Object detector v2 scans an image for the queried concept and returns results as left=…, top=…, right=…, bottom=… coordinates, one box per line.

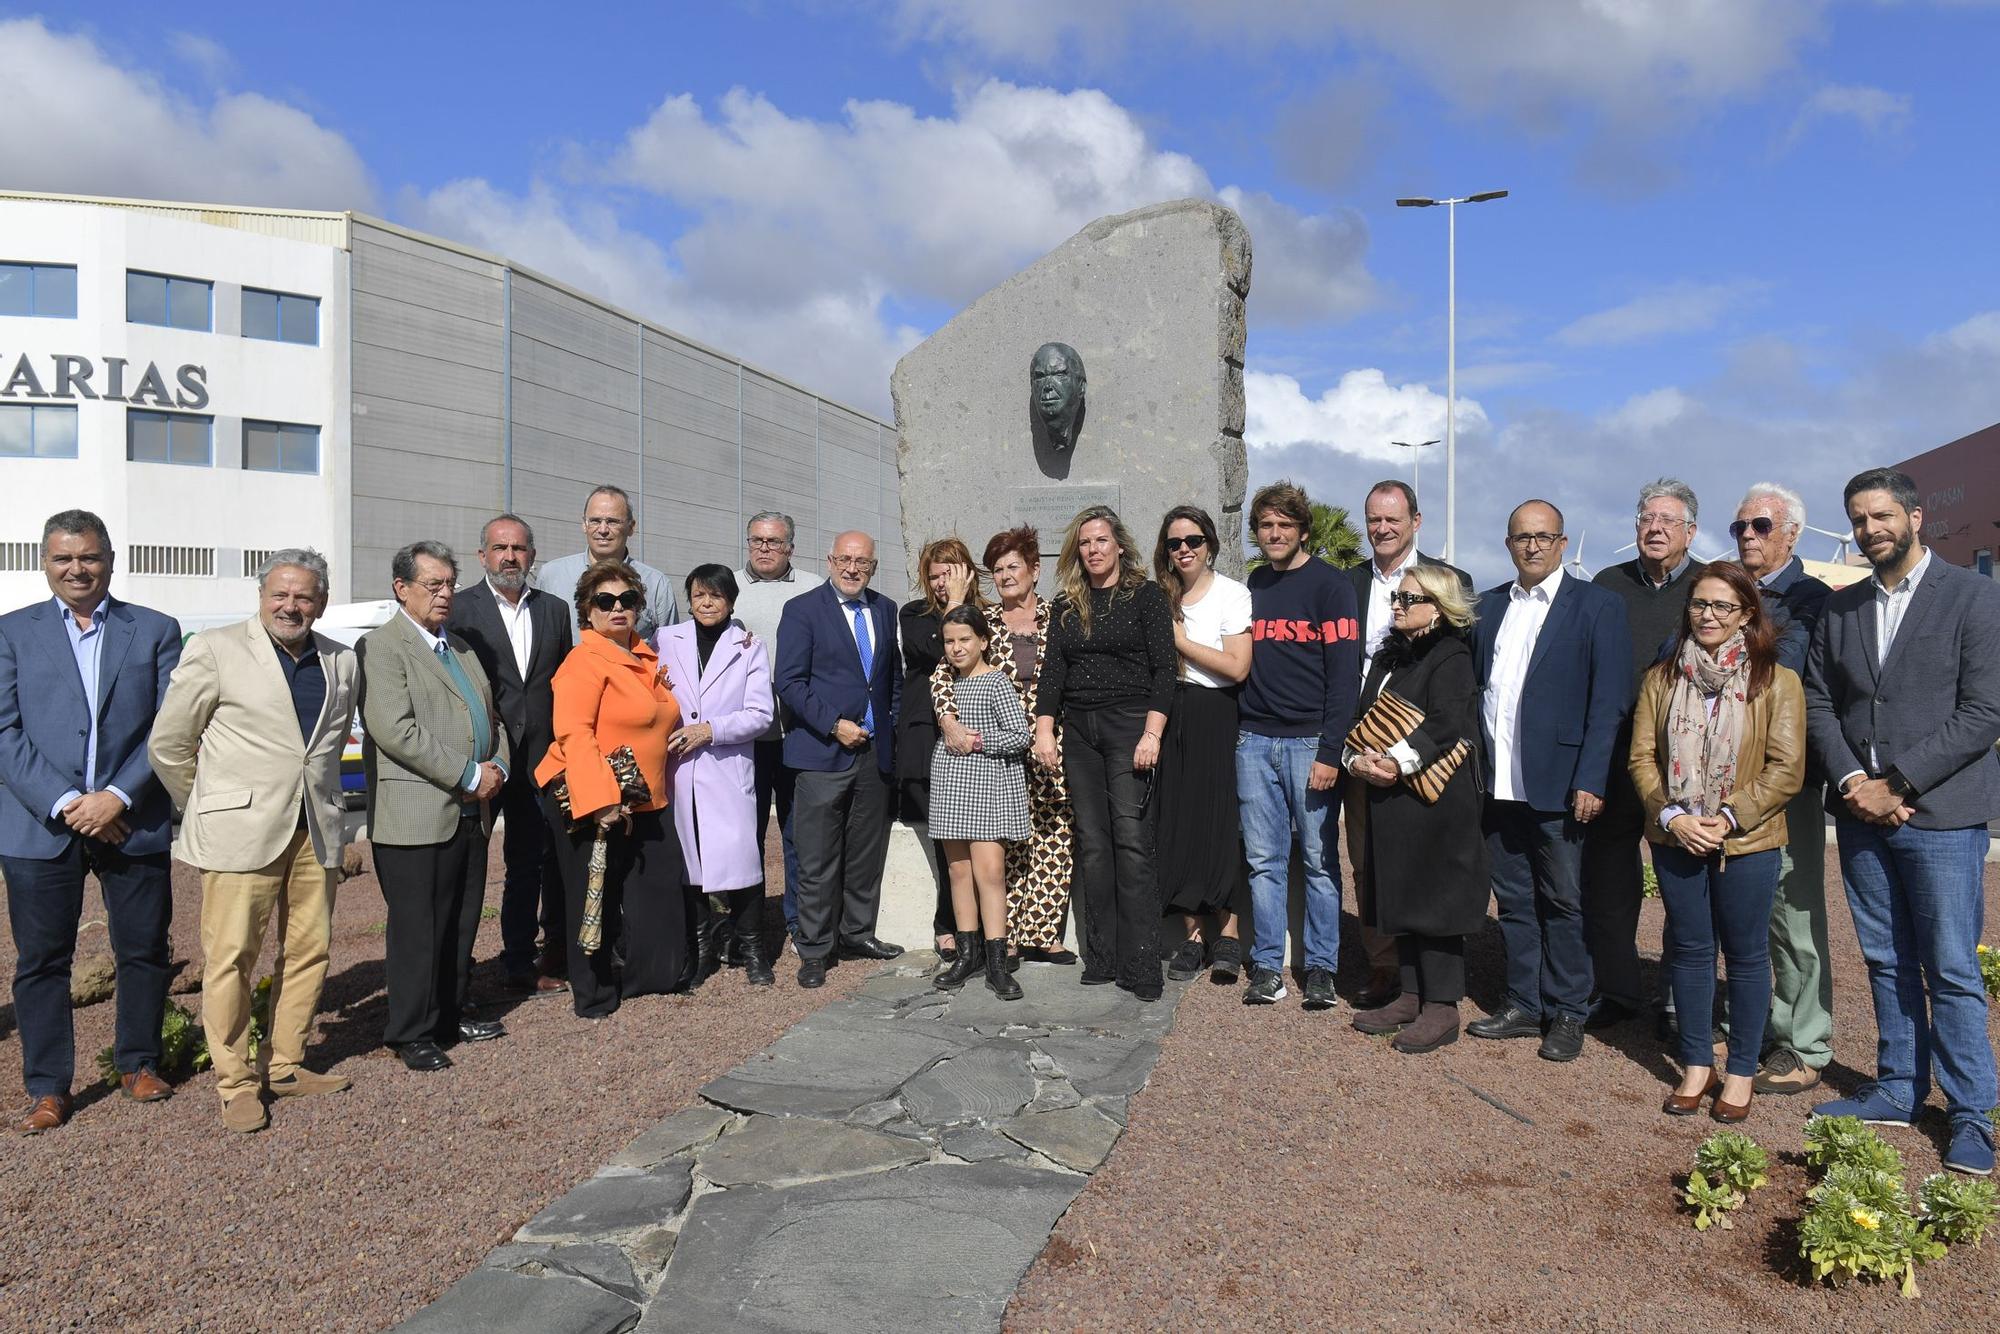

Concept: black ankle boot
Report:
left=739, top=924, right=774, bottom=987
left=935, top=932, right=983, bottom=990
left=985, top=938, right=1023, bottom=1000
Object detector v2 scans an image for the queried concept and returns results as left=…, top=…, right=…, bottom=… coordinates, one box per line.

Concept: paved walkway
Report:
left=395, top=956, right=1188, bottom=1333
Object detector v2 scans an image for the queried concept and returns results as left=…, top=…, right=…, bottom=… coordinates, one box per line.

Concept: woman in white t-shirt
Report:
left=1151, top=506, right=1254, bottom=983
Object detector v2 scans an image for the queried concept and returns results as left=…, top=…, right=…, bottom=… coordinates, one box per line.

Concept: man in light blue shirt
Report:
left=533, top=484, right=678, bottom=640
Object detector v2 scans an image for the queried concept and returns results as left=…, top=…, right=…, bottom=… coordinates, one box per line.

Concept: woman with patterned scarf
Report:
left=1630, top=560, right=1804, bottom=1125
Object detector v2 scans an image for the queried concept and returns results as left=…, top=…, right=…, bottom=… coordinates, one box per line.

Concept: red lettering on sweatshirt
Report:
left=1250, top=616, right=1359, bottom=644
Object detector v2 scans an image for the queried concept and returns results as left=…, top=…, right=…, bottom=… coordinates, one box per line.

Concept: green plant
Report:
left=97, top=998, right=211, bottom=1087
left=1803, top=1115, right=1904, bottom=1177
left=1919, top=1173, right=1998, bottom=1247
left=1979, top=943, right=1999, bottom=1001
left=1798, top=1185, right=1944, bottom=1298
left=1809, top=1163, right=1910, bottom=1215
left=1695, top=1131, right=1769, bottom=1193
left=1683, top=1169, right=1744, bottom=1230
left=1245, top=501, right=1364, bottom=571
left=1641, top=859, right=1660, bottom=898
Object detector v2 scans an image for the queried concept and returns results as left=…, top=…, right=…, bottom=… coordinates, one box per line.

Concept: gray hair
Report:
left=746, top=511, right=797, bottom=544
left=42, top=508, right=112, bottom=554
left=583, top=484, right=633, bottom=520
left=391, top=540, right=457, bottom=585
left=480, top=513, right=536, bottom=548
left=1738, top=482, right=1804, bottom=532
left=1637, top=477, right=1699, bottom=524
left=257, top=547, right=330, bottom=597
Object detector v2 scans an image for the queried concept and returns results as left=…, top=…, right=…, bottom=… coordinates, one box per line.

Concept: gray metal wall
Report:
left=348, top=220, right=904, bottom=602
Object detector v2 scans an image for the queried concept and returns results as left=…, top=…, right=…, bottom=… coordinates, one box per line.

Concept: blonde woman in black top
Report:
left=1031, top=506, right=1177, bottom=1000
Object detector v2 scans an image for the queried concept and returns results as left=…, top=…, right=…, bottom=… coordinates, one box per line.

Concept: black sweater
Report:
left=1238, top=557, right=1362, bottom=765
left=1592, top=557, right=1705, bottom=696
left=1036, top=581, right=1178, bottom=719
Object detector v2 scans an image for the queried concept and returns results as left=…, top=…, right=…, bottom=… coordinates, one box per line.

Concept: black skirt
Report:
left=1155, top=682, right=1250, bottom=917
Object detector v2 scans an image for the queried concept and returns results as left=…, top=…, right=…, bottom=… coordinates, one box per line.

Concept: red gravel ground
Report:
left=1010, top=853, right=2000, bottom=1329
left=0, top=837, right=864, bottom=1331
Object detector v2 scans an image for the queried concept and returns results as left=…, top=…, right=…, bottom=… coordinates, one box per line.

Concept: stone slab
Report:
left=606, top=1103, right=736, bottom=1170
left=516, top=1159, right=694, bottom=1243
left=640, top=1163, right=1084, bottom=1333
left=998, top=1104, right=1124, bottom=1174
left=1031, top=1032, right=1160, bottom=1099
left=899, top=1040, right=1037, bottom=1129
left=392, top=1267, right=638, bottom=1334
left=700, top=1006, right=977, bottom=1119
left=918, top=968, right=1182, bottom=1041
left=938, top=1124, right=1029, bottom=1163
left=484, top=1242, right=645, bottom=1305
left=697, top=1114, right=930, bottom=1187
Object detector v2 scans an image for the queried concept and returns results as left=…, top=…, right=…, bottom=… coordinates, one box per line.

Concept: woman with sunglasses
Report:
left=1151, top=506, right=1253, bottom=982
left=1629, top=562, right=1803, bottom=1122
left=1343, top=565, right=1487, bottom=1052
left=536, top=560, right=694, bottom=1017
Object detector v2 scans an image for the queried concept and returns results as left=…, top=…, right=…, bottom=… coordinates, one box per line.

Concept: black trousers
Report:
left=792, top=764, right=893, bottom=960
left=1061, top=704, right=1162, bottom=991
left=1398, top=932, right=1466, bottom=1005
left=3, top=839, right=172, bottom=1095
left=543, top=796, right=693, bottom=1017
left=1579, top=761, right=1650, bottom=1010
left=373, top=817, right=488, bottom=1046
left=498, top=760, right=563, bottom=975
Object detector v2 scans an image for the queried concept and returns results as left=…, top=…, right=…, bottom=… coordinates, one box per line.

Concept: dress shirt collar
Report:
left=399, top=607, right=448, bottom=651
left=1370, top=548, right=1419, bottom=584
left=1872, top=547, right=1932, bottom=598
left=485, top=575, right=531, bottom=608
left=1509, top=565, right=1564, bottom=604
left=54, top=594, right=109, bottom=629
left=744, top=563, right=799, bottom=584
left=1639, top=553, right=1692, bottom=590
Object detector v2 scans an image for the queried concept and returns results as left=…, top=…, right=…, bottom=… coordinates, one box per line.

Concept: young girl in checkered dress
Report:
left=929, top=605, right=1032, bottom=1000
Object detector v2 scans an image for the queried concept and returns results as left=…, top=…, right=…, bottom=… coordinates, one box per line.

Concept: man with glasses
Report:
left=1469, top=501, right=1631, bottom=1062
left=733, top=512, right=823, bottom=969
left=1581, top=479, right=1705, bottom=1037
left=1730, top=484, right=1835, bottom=1095
left=534, top=485, right=679, bottom=640
left=774, top=531, right=903, bottom=988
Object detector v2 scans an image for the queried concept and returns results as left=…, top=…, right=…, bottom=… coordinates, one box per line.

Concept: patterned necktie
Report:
left=435, top=639, right=492, bottom=761
left=847, top=600, right=875, bottom=733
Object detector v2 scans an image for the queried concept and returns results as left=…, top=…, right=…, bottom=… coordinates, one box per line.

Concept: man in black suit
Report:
left=446, top=515, right=574, bottom=995
left=1344, top=480, right=1473, bottom=1008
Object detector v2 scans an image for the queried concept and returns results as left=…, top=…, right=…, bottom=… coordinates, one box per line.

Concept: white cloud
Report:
left=1245, top=368, right=1487, bottom=461
left=0, top=18, right=372, bottom=210
left=1784, top=83, right=1913, bottom=147
left=1555, top=281, right=1764, bottom=347
left=1217, top=188, right=1376, bottom=326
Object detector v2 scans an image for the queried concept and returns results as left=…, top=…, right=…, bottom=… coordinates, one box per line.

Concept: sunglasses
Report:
left=1164, top=534, right=1209, bottom=553
left=590, top=590, right=644, bottom=612
left=1387, top=592, right=1434, bottom=609
left=1728, top=516, right=1778, bottom=540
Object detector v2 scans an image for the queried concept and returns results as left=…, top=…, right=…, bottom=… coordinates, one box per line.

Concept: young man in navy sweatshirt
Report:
left=1236, top=481, right=1362, bottom=1008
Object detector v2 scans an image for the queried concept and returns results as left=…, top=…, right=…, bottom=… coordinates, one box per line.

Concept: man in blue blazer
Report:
left=0, top=510, right=182, bottom=1133
left=775, top=530, right=903, bottom=988
left=1467, top=500, right=1632, bottom=1063
left=1804, top=468, right=2000, bottom=1177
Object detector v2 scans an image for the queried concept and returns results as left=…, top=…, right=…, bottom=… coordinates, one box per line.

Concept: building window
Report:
left=242, top=287, right=320, bottom=345
left=0, top=263, right=78, bottom=318
left=244, top=420, right=320, bottom=474
left=127, top=271, right=212, bottom=332
left=1978, top=549, right=1994, bottom=578
left=0, top=404, right=79, bottom=458
left=127, top=545, right=216, bottom=577
left=127, top=409, right=213, bottom=466
left=0, top=541, right=40, bottom=573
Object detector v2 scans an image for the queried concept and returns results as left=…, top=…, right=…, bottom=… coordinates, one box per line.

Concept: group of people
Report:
left=1, top=466, right=1994, bottom=1176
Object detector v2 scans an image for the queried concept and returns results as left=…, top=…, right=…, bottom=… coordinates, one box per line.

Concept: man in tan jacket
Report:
left=149, top=549, right=358, bottom=1132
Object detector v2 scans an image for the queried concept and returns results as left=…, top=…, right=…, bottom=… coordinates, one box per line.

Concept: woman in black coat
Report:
left=1342, top=564, right=1487, bottom=1053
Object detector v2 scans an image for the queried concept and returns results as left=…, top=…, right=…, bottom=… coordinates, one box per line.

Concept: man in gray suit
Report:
left=1804, top=467, right=1999, bottom=1177
left=533, top=484, right=679, bottom=640
left=359, top=541, right=511, bottom=1072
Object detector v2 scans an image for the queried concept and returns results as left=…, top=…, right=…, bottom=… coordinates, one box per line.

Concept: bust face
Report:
left=1030, top=342, right=1085, bottom=449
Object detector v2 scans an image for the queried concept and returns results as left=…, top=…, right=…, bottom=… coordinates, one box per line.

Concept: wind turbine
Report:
left=1564, top=531, right=1591, bottom=579
left=1803, top=523, right=1855, bottom=564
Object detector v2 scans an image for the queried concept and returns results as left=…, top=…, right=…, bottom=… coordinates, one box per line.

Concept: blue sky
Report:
left=6, top=2, right=1997, bottom=583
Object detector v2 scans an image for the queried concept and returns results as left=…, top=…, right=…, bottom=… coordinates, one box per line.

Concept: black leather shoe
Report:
left=1584, top=998, right=1638, bottom=1031
left=456, top=1019, right=506, bottom=1043
left=390, top=1041, right=451, bottom=1072
left=798, top=957, right=827, bottom=989
left=1467, top=1004, right=1542, bottom=1040
left=838, top=935, right=905, bottom=961
left=1539, top=1015, right=1586, bottom=1062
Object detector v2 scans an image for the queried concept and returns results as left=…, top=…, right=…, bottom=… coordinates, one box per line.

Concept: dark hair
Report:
left=1653, top=561, right=1777, bottom=700
left=984, top=525, right=1039, bottom=571
left=941, top=603, right=994, bottom=640
left=1367, top=480, right=1420, bottom=516
left=1842, top=468, right=1920, bottom=515
left=1249, top=480, right=1311, bottom=530
left=480, top=513, right=536, bottom=548
left=42, top=508, right=112, bottom=554
left=1152, top=505, right=1220, bottom=619
left=573, top=558, right=645, bottom=629
left=392, top=540, right=457, bottom=585
left=1508, top=498, right=1566, bottom=534
left=684, top=563, right=738, bottom=606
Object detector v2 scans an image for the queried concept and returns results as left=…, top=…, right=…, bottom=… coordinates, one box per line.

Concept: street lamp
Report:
left=1395, top=189, right=1509, bottom=564
left=1388, top=438, right=1439, bottom=502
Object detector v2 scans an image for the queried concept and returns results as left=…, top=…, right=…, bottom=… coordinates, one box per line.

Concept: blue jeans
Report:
left=1836, top=818, right=1997, bottom=1129
left=754, top=741, right=801, bottom=934
left=1484, top=802, right=1592, bottom=1021
left=1235, top=732, right=1340, bottom=973
left=1655, top=845, right=1778, bottom=1077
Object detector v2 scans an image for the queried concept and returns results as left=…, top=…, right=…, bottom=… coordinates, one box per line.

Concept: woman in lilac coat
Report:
left=656, top=565, right=775, bottom=986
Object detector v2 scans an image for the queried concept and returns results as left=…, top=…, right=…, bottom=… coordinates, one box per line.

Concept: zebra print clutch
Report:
left=550, top=745, right=651, bottom=824
left=1343, top=688, right=1471, bottom=805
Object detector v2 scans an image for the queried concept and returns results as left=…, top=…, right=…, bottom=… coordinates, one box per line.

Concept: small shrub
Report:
left=1919, top=1173, right=1998, bottom=1248
left=1641, top=860, right=1660, bottom=898
left=1797, top=1186, right=1944, bottom=1298
left=1979, top=943, right=1999, bottom=1001
left=1810, top=1162, right=1910, bottom=1215
left=96, top=976, right=271, bottom=1088
left=1683, top=1169, right=1744, bottom=1230
left=1804, top=1115, right=1904, bottom=1177
left=1696, top=1131, right=1770, bottom=1193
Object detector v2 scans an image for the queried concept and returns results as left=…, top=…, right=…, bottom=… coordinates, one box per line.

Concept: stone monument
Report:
left=894, top=198, right=1251, bottom=586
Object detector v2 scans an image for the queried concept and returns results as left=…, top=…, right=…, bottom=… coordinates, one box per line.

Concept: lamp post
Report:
left=1389, top=438, right=1439, bottom=502
left=1395, top=189, right=1508, bottom=564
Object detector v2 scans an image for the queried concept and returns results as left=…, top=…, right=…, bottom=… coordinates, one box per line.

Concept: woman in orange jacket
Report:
left=536, top=560, right=692, bottom=1016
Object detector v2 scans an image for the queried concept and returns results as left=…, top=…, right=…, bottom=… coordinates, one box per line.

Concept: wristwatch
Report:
left=1884, top=767, right=1916, bottom=799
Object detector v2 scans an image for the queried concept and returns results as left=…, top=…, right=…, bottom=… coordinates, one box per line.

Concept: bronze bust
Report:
left=1030, top=342, right=1086, bottom=453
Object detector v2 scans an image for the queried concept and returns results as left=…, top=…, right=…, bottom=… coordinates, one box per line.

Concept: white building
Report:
left=0, top=191, right=903, bottom=621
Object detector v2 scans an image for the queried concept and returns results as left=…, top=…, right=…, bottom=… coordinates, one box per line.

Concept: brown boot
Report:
left=1392, top=1002, right=1461, bottom=1054
left=1351, top=991, right=1421, bottom=1035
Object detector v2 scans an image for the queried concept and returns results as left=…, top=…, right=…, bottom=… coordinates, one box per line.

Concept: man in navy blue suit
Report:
left=1467, top=500, right=1632, bottom=1063
left=774, top=529, right=903, bottom=988
left=0, top=510, right=182, bottom=1133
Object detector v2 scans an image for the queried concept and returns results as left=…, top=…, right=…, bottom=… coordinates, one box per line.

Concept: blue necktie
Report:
left=436, top=640, right=493, bottom=761
left=847, top=600, right=875, bottom=733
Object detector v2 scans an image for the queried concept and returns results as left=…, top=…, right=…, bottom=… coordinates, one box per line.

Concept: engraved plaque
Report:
left=1013, top=485, right=1122, bottom=552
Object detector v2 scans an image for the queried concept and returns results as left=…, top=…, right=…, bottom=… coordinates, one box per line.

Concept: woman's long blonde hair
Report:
left=917, top=536, right=991, bottom=616
left=1056, top=505, right=1148, bottom=638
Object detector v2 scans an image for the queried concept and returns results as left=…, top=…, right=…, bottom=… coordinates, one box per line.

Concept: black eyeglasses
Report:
left=1164, top=534, right=1209, bottom=553
left=590, top=590, right=644, bottom=612
left=1387, top=592, right=1434, bottom=609
left=1688, top=598, right=1743, bottom=618
left=1728, top=516, right=1778, bottom=540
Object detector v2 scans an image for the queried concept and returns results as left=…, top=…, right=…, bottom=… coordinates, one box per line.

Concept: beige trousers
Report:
left=200, top=828, right=334, bottom=1103
left=1342, top=780, right=1400, bottom=972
